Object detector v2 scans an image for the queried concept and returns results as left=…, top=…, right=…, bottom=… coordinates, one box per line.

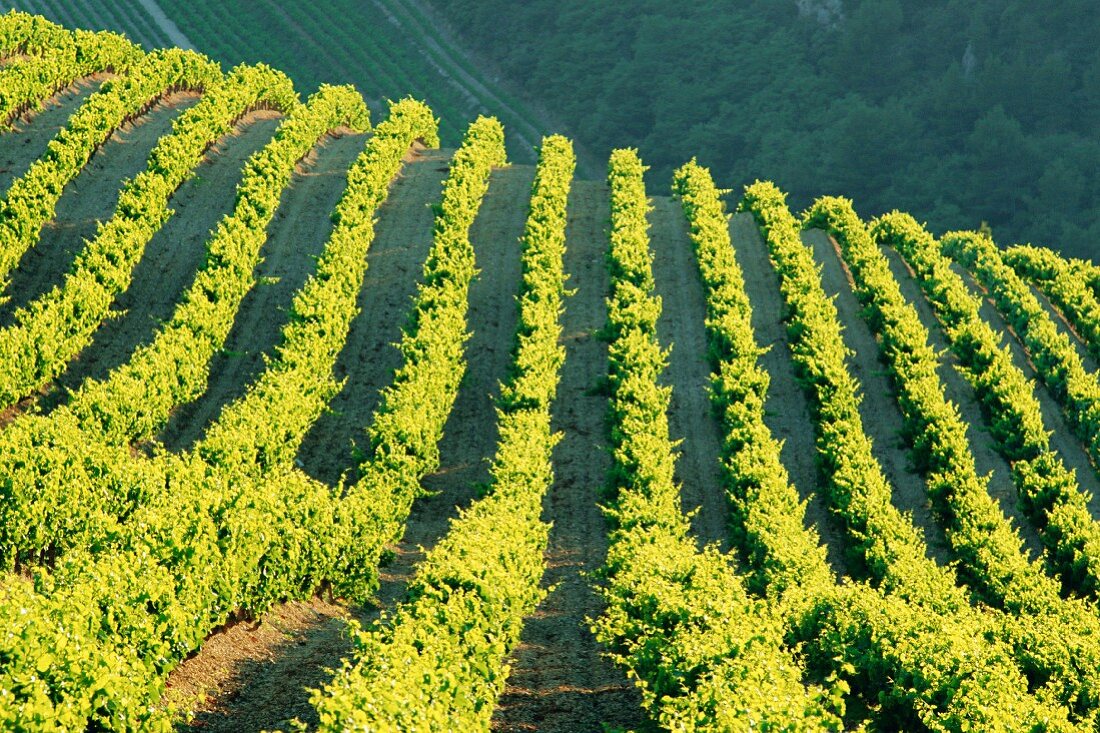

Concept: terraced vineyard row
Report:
left=9, top=10, right=1100, bottom=731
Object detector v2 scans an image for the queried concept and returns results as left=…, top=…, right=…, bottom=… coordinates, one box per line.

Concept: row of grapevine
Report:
left=0, top=62, right=296, bottom=410
left=876, top=216, right=1100, bottom=597
left=945, top=232, right=1100, bottom=472
left=1072, top=257, right=1100, bottom=301
left=0, top=84, right=369, bottom=569
left=308, top=134, right=574, bottom=732
left=0, top=11, right=140, bottom=123
left=688, top=170, right=1069, bottom=729
left=0, top=47, right=222, bottom=290
left=810, top=199, right=1100, bottom=723
left=0, top=60, right=295, bottom=567
left=592, top=150, right=843, bottom=730
left=68, top=84, right=370, bottom=446
left=1004, top=244, right=1100, bottom=363
left=329, top=114, right=504, bottom=599
left=0, top=100, right=436, bottom=731
left=738, top=182, right=966, bottom=612
left=672, top=161, right=832, bottom=596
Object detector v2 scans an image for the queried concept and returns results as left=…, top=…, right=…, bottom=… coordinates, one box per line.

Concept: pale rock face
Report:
left=963, top=41, right=978, bottom=78
left=795, top=0, right=844, bottom=29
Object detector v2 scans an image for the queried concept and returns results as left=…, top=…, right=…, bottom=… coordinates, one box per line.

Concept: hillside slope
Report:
left=9, top=11, right=1100, bottom=732
left=0, top=0, right=568, bottom=168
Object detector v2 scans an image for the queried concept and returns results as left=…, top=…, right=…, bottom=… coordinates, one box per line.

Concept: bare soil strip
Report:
left=0, top=78, right=104, bottom=193
left=880, top=244, right=1045, bottom=559
left=168, top=163, right=532, bottom=732
left=492, top=179, right=643, bottom=733
left=159, top=131, right=370, bottom=452
left=950, top=262, right=1100, bottom=518
left=42, top=113, right=283, bottom=409
left=364, top=164, right=532, bottom=616
left=0, top=92, right=199, bottom=325
left=731, top=213, right=850, bottom=574
left=649, top=195, right=729, bottom=550
left=804, top=228, right=955, bottom=566
left=166, top=597, right=366, bottom=731
left=295, top=147, right=452, bottom=484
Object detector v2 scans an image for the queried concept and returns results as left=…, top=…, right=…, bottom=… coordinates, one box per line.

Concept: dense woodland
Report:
left=432, top=0, right=1100, bottom=259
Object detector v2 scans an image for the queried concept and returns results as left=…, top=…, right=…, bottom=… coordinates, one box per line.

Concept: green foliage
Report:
left=883, top=219, right=1100, bottom=602
left=673, top=159, right=831, bottom=598
left=328, top=113, right=500, bottom=600
left=690, top=173, right=1071, bottom=730
left=0, top=99, right=436, bottom=732
left=0, top=42, right=220, bottom=291
left=309, top=134, right=573, bottom=732
left=0, top=60, right=296, bottom=411
left=0, top=11, right=141, bottom=128
left=593, top=151, right=844, bottom=731
left=810, top=198, right=1100, bottom=723
left=67, top=84, right=370, bottom=446
left=995, top=242, right=1100, bottom=468
left=739, top=182, right=965, bottom=613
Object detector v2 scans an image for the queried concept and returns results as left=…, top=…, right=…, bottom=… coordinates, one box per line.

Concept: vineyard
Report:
left=8, top=9, right=1100, bottom=732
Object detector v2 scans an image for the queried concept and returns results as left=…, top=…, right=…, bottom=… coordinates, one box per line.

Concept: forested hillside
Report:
left=433, top=0, right=1100, bottom=259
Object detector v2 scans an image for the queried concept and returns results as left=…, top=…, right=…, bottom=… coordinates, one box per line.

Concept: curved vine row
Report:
left=809, top=198, right=1100, bottom=723
left=310, top=134, right=574, bottom=732
left=0, top=62, right=296, bottom=410
left=591, top=151, right=844, bottom=730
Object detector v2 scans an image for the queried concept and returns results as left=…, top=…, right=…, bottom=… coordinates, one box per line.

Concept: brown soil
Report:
left=294, top=147, right=452, bottom=484
left=804, top=228, right=955, bottom=566
left=880, top=244, right=1044, bottom=559
left=159, top=131, right=372, bottom=452
left=950, top=263, right=1100, bottom=518
left=362, top=164, right=532, bottom=617
left=0, top=92, right=200, bottom=325
left=492, top=179, right=643, bottom=733
left=649, top=195, right=729, bottom=550
left=0, top=77, right=106, bottom=194
left=41, top=113, right=284, bottom=408
left=167, top=164, right=548, bottom=732
left=164, top=596, right=366, bottom=732
left=731, top=213, right=851, bottom=575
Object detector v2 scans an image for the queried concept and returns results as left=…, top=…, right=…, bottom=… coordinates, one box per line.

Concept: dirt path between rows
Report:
left=0, top=78, right=105, bottom=194
left=167, top=162, right=531, bottom=732
left=880, top=244, right=1044, bottom=560
left=43, top=113, right=283, bottom=408
left=165, top=596, right=364, bottom=731
left=296, top=147, right=452, bottom=485
left=649, top=195, right=728, bottom=550
left=159, top=131, right=370, bottom=452
left=0, top=93, right=198, bottom=325
left=950, top=263, right=1100, bottom=519
left=492, top=179, right=642, bottom=733
left=805, top=228, right=955, bottom=567
left=359, top=164, right=531, bottom=621
left=731, top=213, right=850, bottom=574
